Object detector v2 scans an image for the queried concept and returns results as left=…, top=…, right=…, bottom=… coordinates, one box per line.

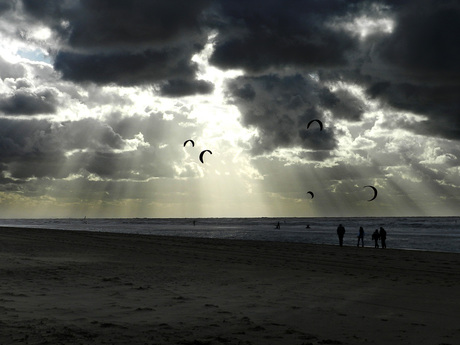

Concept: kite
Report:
left=307, top=119, right=323, bottom=131
left=183, top=139, right=195, bottom=147
left=363, top=185, right=378, bottom=201
left=199, top=150, right=212, bottom=163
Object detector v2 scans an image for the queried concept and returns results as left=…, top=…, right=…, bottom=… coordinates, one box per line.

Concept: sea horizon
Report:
left=1, top=216, right=459, bottom=254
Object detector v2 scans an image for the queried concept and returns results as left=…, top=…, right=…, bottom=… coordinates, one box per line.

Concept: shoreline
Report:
left=1, top=226, right=460, bottom=344
left=2, top=224, right=459, bottom=255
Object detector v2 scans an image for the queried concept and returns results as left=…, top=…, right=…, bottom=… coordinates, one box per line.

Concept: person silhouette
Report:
left=357, top=226, right=364, bottom=247
left=379, top=227, right=387, bottom=249
left=372, top=229, right=380, bottom=248
left=337, top=224, right=345, bottom=247
left=275, top=221, right=280, bottom=229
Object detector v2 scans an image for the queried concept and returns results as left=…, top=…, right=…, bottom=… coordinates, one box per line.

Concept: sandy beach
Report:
left=1, top=227, right=459, bottom=345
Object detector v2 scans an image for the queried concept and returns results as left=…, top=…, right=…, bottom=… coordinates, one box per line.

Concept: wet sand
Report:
left=1, top=226, right=459, bottom=344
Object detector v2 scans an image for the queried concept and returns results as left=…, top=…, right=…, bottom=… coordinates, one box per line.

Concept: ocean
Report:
left=1, top=217, right=459, bottom=254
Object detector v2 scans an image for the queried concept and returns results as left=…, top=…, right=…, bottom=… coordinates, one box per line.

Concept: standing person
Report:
left=372, top=229, right=380, bottom=248
left=275, top=221, right=280, bottom=229
left=357, top=226, right=364, bottom=247
left=337, top=224, right=346, bottom=247
left=379, top=227, right=387, bottom=249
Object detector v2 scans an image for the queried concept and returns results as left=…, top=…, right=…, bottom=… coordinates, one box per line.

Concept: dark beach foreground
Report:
left=1, top=226, right=459, bottom=345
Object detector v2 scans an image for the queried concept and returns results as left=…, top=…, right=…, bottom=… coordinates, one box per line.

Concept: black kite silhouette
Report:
left=199, top=150, right=212, bottom=163
left=307, top=119, right=323, bottom=131
left=363, top=185, right=378, bottom=201
left=183, top=139, right=195, bottom=147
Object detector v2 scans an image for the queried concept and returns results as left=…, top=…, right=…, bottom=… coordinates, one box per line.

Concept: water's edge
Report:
left=1, top=217, right=459, bottom=254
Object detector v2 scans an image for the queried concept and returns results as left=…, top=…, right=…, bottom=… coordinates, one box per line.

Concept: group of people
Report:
left=336, top=224, right=387, bottom=248
left=371, top=227, right=387, bottom=248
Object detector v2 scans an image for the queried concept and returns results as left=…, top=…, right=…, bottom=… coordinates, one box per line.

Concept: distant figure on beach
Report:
left=275, top=221, right=281, bottom=229
left=193, top=220, right=196, bottom=226
left=357, top=226, right=364, bottom=247
left=372, top=229, right=380, bottom=248
left=379, top=227, right=387, bottom=248
left=337, top=224, right=345, bottom=247
left=306, top=224, right=310, bottom=229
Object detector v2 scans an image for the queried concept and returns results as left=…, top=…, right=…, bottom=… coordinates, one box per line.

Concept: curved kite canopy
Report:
left=199, top=149, right=212, bottom=163
left=183, top=139, right=195, bottom=147
left=307, top=119, right=323, bottom=131
left=307, top=191, right=314, bottom=199
left=363, top=185, right=378, bottom=201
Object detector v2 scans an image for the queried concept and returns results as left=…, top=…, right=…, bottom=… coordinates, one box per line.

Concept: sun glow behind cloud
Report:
left=53, top=35, right=270, bottom=219
left=343, top=16, right=394, bottom=40
left=328, top=3, right=395, bottom=40
left=162, top=41, right=271, bottom=217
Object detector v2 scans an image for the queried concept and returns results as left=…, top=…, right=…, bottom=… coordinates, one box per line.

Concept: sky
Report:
left=0, top=0, right=459, bottom=218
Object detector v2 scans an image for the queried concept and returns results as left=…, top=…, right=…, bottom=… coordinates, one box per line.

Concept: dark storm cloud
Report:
left=211, top=0, right=460, bottom=152
left=318, top=87, right=364, bottom=121
left=15, top=0, right=460, bottom=152
left=227, top=74, right=337, bottom=156
left=209, top=0, right=360, bottom=72
left=0, top=0, right=14, bottom=14
left=21, top=0, right=214, bottom=93
left=159, top=78, right=214, bottom=97
left=368, top=82, right=460, bottom=139
left=20, top=0, right=60, bottom=21
left=22, top=0, right=211, bottom=48
left=206, top=0, right=371, bottom=156
left=53, top=48, right=200, bottom=86
left=376, top=1, right=460, bottom=82
left=0, top=89, right=58, bottom=115
left=363, top=0, right=460, bottom=139
left=0, top=119, right=66, bottom=179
